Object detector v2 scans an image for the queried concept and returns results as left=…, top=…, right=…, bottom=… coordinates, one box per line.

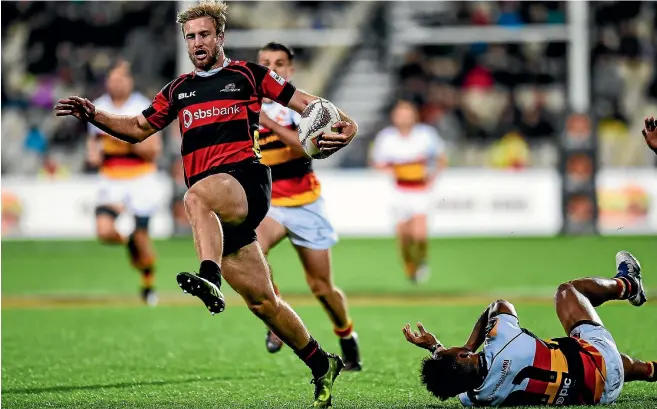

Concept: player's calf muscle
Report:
left=622, top=353, right=657, bottom=382
left=306, top=275, right=332, bottom=297
left=245, top=291, right=280, bottom=319
left=558, top=278, right=618, bottom=307
left=230, top=267, right=281, bottom=321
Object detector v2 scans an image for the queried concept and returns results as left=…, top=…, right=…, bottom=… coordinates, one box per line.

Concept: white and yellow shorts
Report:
left=97, top=171, right=160, bottom=217
left=392, top=188, right=432, bottom=222
left=570, top=323, right=624, bottom=404
left=267, top=196, right=338, bottom=250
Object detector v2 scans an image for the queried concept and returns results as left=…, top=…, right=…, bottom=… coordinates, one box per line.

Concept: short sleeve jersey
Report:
left=141, top=58, right=296, bottom=186
left=459, top=314, right=608, bottom=406
left=370, top=124, right=445, bottom=190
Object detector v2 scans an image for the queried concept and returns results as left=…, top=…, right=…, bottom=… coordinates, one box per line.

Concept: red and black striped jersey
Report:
left=142, top=58, right=296, bottom=186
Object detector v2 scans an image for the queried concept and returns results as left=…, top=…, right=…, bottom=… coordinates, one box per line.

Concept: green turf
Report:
left=2, top=304, right=656, bottom=409
left=2, top=236, right=657, bottom=408
left=2, top=236, right=656, bottom=297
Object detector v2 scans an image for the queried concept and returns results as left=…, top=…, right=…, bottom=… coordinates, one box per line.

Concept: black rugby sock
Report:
left=295, top=337, right=330, bottom=378
left=199, top=260, right=222, bottom=287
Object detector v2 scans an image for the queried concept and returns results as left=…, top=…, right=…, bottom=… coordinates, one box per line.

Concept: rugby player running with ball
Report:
left=55, top=1, right=358, bottom=406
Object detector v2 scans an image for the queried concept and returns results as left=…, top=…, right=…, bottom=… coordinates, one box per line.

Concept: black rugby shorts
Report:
left=188, top=159, right=271, bottom=255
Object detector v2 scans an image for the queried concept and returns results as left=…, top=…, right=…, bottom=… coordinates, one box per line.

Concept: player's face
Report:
left=106, top=67, right=133, bottom=100
left=184, top=17, right=223, bottom=71
left=257, top=50, right=294, bottom=80
left=391, top=101, right=419, bottom=130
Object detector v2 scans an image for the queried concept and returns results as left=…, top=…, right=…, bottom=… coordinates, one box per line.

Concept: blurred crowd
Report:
left=2, top=1, right=179, bottom=178
left=0, top=0, right=346, bottom=235
left=2, top=1, right=657, bottom=182
left=388, top=1, right=657, bottom=168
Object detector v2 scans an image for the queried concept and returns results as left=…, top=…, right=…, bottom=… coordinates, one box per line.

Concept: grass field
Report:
left=2, top=236, right=656, bottom=408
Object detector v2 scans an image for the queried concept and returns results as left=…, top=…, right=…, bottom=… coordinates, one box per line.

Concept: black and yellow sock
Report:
left=141, top=266, right=155, bottom=290
left=334, top=320, right=354, bottom=339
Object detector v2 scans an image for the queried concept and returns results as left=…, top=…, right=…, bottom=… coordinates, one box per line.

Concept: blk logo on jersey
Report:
left=178, top=91, right=196, bottom=99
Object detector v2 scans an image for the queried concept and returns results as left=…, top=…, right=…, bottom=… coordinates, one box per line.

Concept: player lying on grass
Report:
left=403, top=250, right=655, bottom=406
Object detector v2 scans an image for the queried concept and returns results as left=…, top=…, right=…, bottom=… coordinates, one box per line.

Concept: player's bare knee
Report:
left=183, top=190, right=208, bottom=214
left=96, top=230, right=114, bottom=243
left=397, top=228, right=411, bottom=243
left=411, top=232, right=427, bottom=243
left=555, top=282, right=576, bottom=301
left=96, top=222, right=115, bottom=242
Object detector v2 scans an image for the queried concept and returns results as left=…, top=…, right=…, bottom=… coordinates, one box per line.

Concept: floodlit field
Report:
left=2, top=236, right=656, bottom=408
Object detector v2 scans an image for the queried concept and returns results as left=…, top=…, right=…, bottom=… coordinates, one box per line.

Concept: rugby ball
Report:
left=298, top=99, right=341, bottom=159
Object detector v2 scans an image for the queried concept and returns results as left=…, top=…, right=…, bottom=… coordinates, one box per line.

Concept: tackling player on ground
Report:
left=370, top=99, right=446, bottom=283
left=403, top=251, right=655, bottom=406
left=87, top=60, right=162, bottom=305
left=54, top=1, right=358, bottom=406
left=255, top=42, right=361, bottom=370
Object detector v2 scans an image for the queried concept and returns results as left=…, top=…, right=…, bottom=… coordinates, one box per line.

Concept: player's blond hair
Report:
left=176, top=0, right=229, bottom=36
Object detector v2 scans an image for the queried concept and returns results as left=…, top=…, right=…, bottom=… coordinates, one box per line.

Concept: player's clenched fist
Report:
left=641, top=117, right=657, bottom=154
left=54, top=96, right=97, bottom=121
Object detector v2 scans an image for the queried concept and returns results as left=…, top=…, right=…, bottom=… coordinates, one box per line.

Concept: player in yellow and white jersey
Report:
left=370, top=99, right=446, bottom=283
left=255, top=42, right=361, bottom=371
left=87, top=61, right=162, bottom=305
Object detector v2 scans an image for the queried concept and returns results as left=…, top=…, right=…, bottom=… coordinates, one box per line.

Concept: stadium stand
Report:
left=2, top=1, right=657, bottom=177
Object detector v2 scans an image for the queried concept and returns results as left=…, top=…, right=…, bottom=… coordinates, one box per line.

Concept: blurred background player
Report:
left=87, top=60, right=162, bottom=306
left=255, top=42, right=362, bottom=371
left=369, top=99, right=446, bottom=284
left=403, top=251, right=653, bottom=406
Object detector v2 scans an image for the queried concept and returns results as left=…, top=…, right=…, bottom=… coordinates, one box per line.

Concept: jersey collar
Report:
left=196, top=57, right=231, bottom=77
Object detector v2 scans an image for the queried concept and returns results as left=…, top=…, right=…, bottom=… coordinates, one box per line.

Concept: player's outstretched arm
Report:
left=463, top=300, right=517, bottom=352
left=55, top=96, right=157, bottom=144
left=287, top=89, right=359, bottom=155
